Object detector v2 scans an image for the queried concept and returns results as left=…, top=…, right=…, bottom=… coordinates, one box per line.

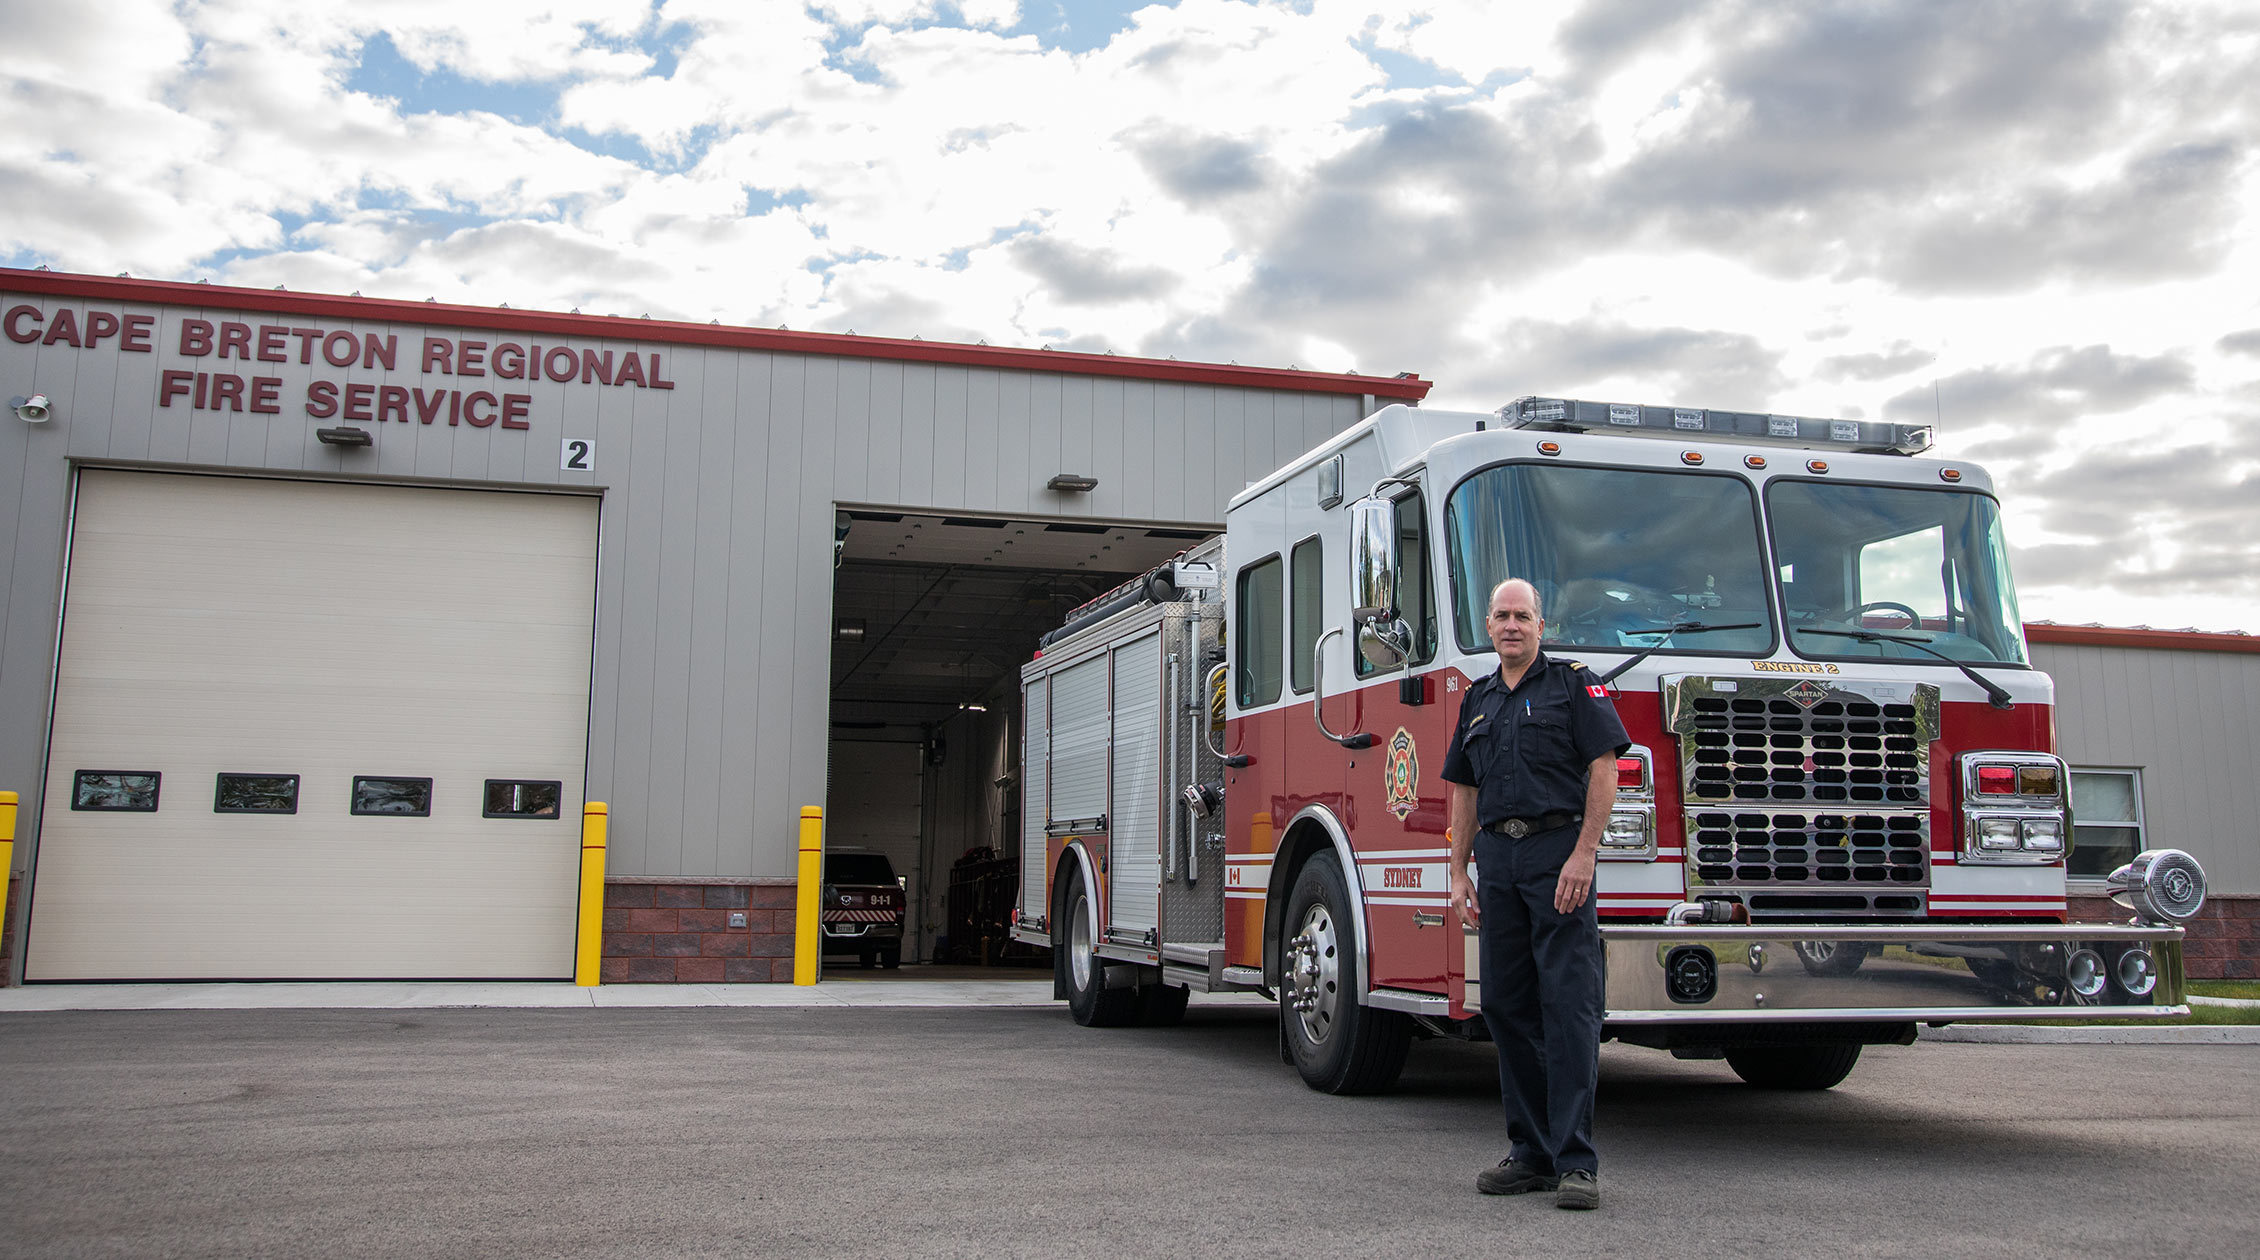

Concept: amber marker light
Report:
left=1537, top=440, right=1562, bottom=456
left=1940, top=468, right=1962, bottom=482
left=1744, top=455, right=1767, bottom=469
left=1680, top=451, right=1704, bottom=465
left=1807, top=459, right=1830, bottom=474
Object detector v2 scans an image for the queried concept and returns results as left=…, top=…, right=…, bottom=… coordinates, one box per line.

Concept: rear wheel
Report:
left=858, top=946, right=877, bottom=969
left=1726, top=1043, right=1862, bottom=1090
left=879, top=943, right=901, bottom=969
left=1057, top=866, right=1138, bottom=1027
left=1280, top=851, right=1411, bottom=1094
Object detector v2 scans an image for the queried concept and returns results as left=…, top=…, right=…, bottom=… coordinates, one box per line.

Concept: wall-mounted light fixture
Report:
left=958, top=702, right=987, bottom=713
left=315, top=426, right=373, bottom=447
left=10, top=394, right=51, bottom=423
left=835, top=618, right=866, bottom=641
left=1047, top=473, right=1098, bottom=493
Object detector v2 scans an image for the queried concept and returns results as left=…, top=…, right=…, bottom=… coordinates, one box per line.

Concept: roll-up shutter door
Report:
left=1020, top=678, right=1048, bottom=921
left=1108, top=632, right=1162, bottom=934
left=1047, top=655, right=1109, bottom=823
left=25, top=470, right=598, bottom=980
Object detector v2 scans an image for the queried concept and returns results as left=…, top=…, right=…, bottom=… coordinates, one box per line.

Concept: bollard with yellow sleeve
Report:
left=0, top=790, right=16, bottom=924
left=574, top=801, right=608, bottom=986
left=794, top=806, right=823, bottom=985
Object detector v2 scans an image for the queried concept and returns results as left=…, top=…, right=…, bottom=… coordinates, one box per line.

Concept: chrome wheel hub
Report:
left=1069, top=892, right=1094, bottom=991
left=1284, top=901, right=1341, bottom=1044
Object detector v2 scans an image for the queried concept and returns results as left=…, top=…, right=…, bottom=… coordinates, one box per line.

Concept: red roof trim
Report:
left=0, top=268, right=1432, bottom=401
left=2026, top=623, right=2260, bottom=654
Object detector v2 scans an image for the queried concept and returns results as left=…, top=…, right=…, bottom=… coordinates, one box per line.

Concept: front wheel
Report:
left=1279, top=852, right=1411, bottom=1094
left=1795, top=940, right=1870, bottom=978
left=1057, top=865, right=1137, bottom=1027
left=1726, top=1043, right=1862, bottom=1090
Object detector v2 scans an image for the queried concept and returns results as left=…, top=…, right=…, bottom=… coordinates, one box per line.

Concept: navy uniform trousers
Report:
left=1474, top=822, right=1604, bottom=1176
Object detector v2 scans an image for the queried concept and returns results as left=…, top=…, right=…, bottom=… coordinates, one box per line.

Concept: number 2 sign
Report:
left=561, top=438, right=595, bottom=471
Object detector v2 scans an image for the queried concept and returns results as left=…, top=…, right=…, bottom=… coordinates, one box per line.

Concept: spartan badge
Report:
left=1784, top=678, right=1830, bottom=708
left=1384, top=727, right=1420, bottom=820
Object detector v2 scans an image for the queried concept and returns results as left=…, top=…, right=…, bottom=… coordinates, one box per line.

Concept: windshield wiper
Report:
left=1595, top=621, right=1764, bottom=686
left=1792, top=627, right=2015, bottom=709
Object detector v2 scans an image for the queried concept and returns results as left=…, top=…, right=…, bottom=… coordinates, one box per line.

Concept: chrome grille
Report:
left=1665, top=677, right=1938, bottom=897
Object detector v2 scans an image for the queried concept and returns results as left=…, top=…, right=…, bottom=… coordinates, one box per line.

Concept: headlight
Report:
left=2115, top=948, right=2159, bottom=997
left=2065, top=948, right=2107, bottom=999
left=1974, top=817, right=2022, bottom=851
left=2019, top=818, right=2064, bottom=853
left=2106, top=849, right=2207, bottom=924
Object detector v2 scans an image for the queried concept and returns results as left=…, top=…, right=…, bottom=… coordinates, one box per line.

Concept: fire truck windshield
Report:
left=1768, top=481, right=2028, bottom=666
left=1444, top=464, right=1776, bottom=656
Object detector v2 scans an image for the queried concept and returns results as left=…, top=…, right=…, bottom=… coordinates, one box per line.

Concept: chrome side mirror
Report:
left=1358, top=619, right=1409, bottom=669
left=1348, top=496, right=1396, bottom=623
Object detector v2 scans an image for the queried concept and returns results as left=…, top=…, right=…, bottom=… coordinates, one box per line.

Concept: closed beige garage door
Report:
left=25, top=471, right=598, bottom=980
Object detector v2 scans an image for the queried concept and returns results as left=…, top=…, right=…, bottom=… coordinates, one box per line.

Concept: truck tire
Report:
left=1058, top=866, right=1138, bottom=1028
left=1725, top=1043, right=1862, bottom=1090
left=1139, top=983, right=1191, bottom=1026
left=1280, top=851, right=1411, bottom=1094
left=880, top=944, right=901, bottom=969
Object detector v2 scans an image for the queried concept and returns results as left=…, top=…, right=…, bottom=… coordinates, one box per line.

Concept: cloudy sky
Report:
left=5, top=0, right=2257, bottom=631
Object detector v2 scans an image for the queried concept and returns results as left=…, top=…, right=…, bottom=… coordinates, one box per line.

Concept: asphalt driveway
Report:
left=2, top=1004, right=2254, bottom=1259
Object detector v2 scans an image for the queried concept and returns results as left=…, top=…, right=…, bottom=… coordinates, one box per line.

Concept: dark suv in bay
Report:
left=821, top=850, right=905, bottom=969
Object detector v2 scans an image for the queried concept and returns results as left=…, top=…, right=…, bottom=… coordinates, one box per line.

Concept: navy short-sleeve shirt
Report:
left=1440, top=652, right=1631, bottom=827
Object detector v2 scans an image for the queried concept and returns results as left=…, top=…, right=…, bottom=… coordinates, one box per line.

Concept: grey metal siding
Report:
left=2035, top=640, right=2260, bottom=894
left=0, top=287, right=1368, bottom=893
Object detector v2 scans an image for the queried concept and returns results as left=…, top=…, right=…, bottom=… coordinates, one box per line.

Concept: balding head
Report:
left=1486, top=579, right=1543, bottom=677
left=1489, top=578, right=1543, bottom=620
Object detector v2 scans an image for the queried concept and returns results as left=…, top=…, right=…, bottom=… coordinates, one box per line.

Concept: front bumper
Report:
left=1464, top=923, right=2188, bottom=1024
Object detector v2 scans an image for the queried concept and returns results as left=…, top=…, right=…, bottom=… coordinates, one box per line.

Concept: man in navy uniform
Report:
left=1444, top=578, right=1629, bottom=1211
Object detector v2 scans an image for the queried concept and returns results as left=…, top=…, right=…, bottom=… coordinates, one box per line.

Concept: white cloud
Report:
left=4, top=0, right=2257, bottom=629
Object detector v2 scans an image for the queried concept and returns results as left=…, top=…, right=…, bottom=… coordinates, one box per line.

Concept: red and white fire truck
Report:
left=1010, top=397, right=2208, bottom=1093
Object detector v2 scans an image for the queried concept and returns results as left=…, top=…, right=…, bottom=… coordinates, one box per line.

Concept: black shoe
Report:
left=1477, top=1158, right=1558, bottom=1195
left=1555, top=1169, right=1599, bottom=1210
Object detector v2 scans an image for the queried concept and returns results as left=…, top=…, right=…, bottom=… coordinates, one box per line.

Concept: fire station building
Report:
left=0, top=268, right=2250, bottom=984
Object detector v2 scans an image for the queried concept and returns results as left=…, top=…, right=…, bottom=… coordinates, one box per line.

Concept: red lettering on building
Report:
left=120, top=314, right=154, bottom=352
left=464, top=391, right=499, bottom=427
left=648, top=353, right=675, bottom=389
left=306, top=380, right=338, bottom=418
left=4, top=305, right=41, bottom=342
left=614, top=352, right=647, bottom=388
left=544, top=346, right=578, bottom=382
left=501, top=393, right=531, bottom=429
left=209, top=373, right=245, bottom=411
left=458, top=340, right=486, bottom=377
left=159, top=370, right=194, bottom=407
left=257, top=325, right=289, bottom=363
left=41, top=308, right=82, bottom=348
left=580, top=349, right=613, bottom=385
left=422, top=337, right=452, bottom=373
left=250, top=377, right=282, bottom=414
left=377, top=385, right=409, bottom=423
left=493, top=342, right=526, bottom=380
left=83, top=311, right=120, bottom=347
left=323, top=331, right=360, bottom=368
left=292, top=327, right=323, bottom=363
left=216, top=321, right=252, bottom=359
left=342, top=382, right=374, bottom=421
left=414, top=388, right=447, bottom=425
left=361, top=333, right=397, bottom=371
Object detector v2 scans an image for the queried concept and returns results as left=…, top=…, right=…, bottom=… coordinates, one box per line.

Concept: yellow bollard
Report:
left=574, top=801, right=608, bottom=986
left=794, top=805, right=824, bottom=985
left=2, top=791, right=17, bottom=983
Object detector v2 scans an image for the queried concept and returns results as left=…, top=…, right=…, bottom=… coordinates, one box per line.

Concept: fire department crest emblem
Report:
left=1383, top=727, right=1420, bottom=820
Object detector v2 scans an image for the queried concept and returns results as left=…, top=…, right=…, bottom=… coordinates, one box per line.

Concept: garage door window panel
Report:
left=484, top=780, right=563, bottom=819
left=352, top=776, right=434, bottom=817
left=73, top=771, right=161, bottom=812
left=215, top=774, right=299, bottom=814
left=2069, top=767, right=2144, bottom=883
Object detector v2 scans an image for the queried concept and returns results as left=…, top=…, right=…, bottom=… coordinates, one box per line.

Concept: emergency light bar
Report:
left=1501, top=396, right=1933, bottom=456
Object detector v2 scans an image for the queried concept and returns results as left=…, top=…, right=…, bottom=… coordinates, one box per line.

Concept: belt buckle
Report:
left=1504, top=818, right=1530, bottom=838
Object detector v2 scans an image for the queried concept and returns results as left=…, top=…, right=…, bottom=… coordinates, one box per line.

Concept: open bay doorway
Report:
left=825, top=508, right=1206, bottom=977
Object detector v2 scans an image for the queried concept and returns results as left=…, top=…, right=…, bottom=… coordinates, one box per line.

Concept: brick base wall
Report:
left=2070, top=892, right=2257, bottom=981
left=601, top=877, right=799, bottom=983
